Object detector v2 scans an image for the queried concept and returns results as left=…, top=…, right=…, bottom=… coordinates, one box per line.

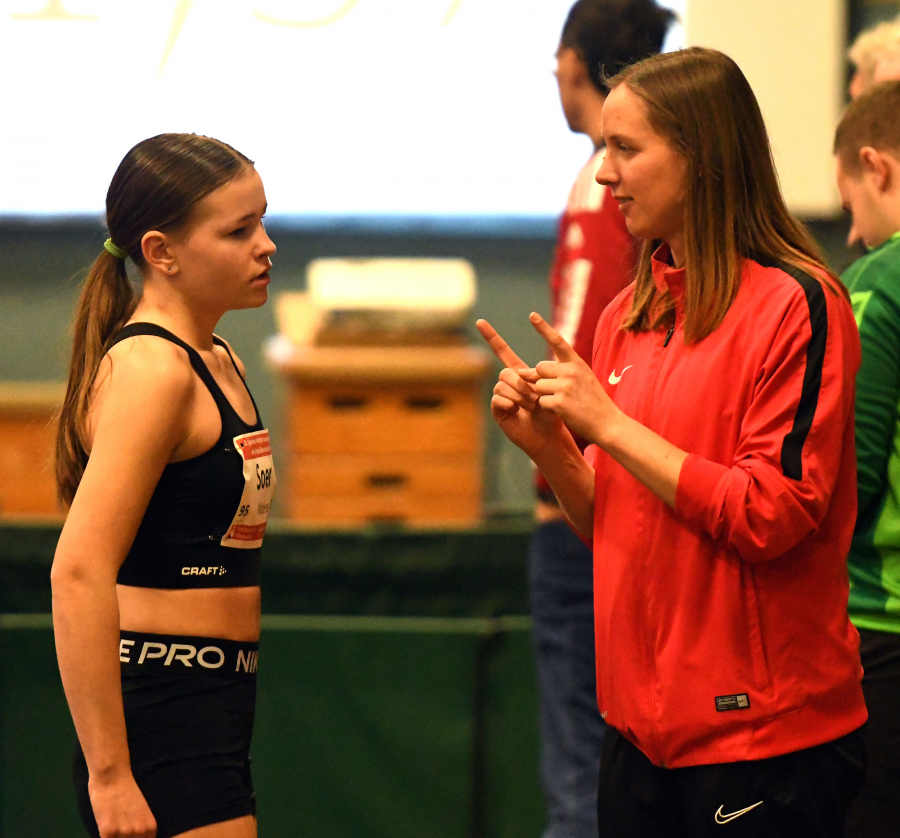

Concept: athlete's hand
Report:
left=529, top=312, right=619, bottom=445
left=475, top=318, right=565, bottom=458
left=89, top=771, right=157, bottom=838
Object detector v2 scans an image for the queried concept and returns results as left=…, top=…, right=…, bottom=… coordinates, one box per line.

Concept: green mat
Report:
left=0, top=616, right=544, bottom=838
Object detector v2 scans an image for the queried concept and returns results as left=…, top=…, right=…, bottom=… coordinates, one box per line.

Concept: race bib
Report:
left=220, top=429, right=276, bottom=549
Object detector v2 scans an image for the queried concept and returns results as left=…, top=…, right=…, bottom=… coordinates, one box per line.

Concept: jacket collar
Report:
left=651, top=243, right=686, bottom=301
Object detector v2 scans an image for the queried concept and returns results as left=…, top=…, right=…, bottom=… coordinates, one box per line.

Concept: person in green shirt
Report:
left=834, top=80, right=900, bottom=838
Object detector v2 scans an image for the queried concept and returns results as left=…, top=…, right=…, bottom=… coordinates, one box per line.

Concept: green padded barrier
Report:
left=0, top=615, right=543, bottom=838
left=483, top=629, right=545, bottom=838
left=0, top=518, right=535, bottom=617
left=0, top=617, right=84, bottom=838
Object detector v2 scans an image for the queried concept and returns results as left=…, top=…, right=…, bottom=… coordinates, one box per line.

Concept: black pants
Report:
left=846, top=627, right=900, bottom=838
left=597, top=725, right=865, bottom=838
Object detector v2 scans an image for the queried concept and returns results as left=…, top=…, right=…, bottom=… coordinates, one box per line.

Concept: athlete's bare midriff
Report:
left=117, top=585, right=261, bottom=641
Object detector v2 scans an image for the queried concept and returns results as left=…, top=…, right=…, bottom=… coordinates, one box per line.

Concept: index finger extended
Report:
left=475, top=319, right=528, bottom=369
left=529, top=312, right=580, bottom=363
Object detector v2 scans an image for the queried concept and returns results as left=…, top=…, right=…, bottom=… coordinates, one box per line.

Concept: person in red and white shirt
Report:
left=481, top=47, right=866, bottom=838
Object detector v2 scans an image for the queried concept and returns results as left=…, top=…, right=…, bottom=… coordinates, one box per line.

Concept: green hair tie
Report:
left=103, top=238, right=128, bottom=260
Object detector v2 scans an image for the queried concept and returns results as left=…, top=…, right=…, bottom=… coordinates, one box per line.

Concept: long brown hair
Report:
left=56, top=133, right=252, bottom=506
left=607, top=48, right=845, bottom=343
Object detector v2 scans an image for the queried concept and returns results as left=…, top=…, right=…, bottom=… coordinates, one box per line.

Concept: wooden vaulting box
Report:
left=272, top=345, right=490, bottom=526
left=0, top=382, right=64, bottom=517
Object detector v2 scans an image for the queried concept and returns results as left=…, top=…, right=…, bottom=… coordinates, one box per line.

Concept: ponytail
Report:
left=55, top=250, right=136, bottom=506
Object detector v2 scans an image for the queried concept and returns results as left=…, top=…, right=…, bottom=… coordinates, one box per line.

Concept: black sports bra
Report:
left=109, top=323, right=276, bottom=589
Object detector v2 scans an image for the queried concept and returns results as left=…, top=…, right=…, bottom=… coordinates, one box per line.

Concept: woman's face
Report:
left=596, top=85, right=689, bottom=261
left=161, top=166, right=276, bottom=313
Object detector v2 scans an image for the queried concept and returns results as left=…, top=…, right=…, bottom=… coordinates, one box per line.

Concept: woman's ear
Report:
left=141, top=231, right=178, bottom=275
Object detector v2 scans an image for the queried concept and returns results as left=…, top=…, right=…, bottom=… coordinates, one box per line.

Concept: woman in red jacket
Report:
left=479, top=47, right=867, bottom=838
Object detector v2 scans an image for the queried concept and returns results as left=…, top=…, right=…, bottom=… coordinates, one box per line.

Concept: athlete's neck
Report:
left=130, top=292, right=220, bottom=353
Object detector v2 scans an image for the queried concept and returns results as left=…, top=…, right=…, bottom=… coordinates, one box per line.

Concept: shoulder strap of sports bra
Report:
left=212, top=334, right=262, bottom=420
left=107, top=322, right=233, bottom=416
left=213, top=335, right=244, bottom=381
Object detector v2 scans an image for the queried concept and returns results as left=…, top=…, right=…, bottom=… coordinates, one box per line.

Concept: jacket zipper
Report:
left=663, top=321, right=675, bottom=347
left=641, top=313, right=676, bottom=759
left=638, top=316, right=676, bottom=762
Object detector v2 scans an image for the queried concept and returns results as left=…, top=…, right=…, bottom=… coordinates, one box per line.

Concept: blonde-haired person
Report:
left=477, top=47, right=866, bottom=837
left=849, top=14, right=900, bottom=98
left=52, top=134, right=277, bottom=838
left=873, top=45, right=900, bottom=85
left=834, top=80, right=900, bottom=838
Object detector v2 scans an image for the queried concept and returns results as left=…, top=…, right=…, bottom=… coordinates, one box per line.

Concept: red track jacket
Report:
left=587, top=246, right=867, bottom=768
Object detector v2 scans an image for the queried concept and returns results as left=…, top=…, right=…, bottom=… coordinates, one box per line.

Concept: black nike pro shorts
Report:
left=73, top=631, right=258, bottom=838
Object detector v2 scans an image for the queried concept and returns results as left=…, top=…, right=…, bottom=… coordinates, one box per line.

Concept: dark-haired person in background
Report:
left=482, top=46, right=867, bottom=837
left=530, top=3, right=673, bottom=836
left=52, top=134, right=276, bottom=838
left=834, top=81, right=900, bottom=838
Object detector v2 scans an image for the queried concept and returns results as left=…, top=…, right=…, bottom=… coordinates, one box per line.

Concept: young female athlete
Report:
left=478, top=48, right=868, bottom=837
left=51, top=133, right=277, bottom=838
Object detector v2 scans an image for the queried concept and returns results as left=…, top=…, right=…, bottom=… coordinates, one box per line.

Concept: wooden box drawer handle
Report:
left=367, top=473, right=407, bottom=489
left=405, top=396, right=445, bottom=410
left=328, top=396, right=368, bottom=410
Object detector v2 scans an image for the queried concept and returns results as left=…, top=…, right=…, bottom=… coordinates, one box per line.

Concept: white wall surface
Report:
left=0, top=0, right=683, bottom=219
left=686, top=0, right=846, bottom=216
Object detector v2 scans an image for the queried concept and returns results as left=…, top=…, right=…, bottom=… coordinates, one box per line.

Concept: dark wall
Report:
left=0, top=216, right=856, bottom=515
left=0, top=219, right=560, bottom=513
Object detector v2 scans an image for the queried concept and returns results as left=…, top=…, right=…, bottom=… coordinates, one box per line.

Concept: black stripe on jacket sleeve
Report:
left=770, top=263, right=829, bottom=480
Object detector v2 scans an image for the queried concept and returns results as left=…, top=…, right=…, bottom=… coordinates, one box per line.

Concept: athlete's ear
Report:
left=141, top=231, right=178, bottom=276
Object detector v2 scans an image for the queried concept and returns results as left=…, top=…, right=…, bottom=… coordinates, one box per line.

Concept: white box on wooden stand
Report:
left=268, top=259, right=491, bottom=527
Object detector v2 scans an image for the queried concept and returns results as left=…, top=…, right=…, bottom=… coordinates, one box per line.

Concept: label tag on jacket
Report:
left=220, top=429, right=276, bottom=549
left=715, top=693, right=750, bottom=712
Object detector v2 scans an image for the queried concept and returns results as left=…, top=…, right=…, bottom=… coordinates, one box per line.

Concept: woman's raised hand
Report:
left=475, top=318, right=565, bottom=458
left=528, top=312, right=620, bottom=446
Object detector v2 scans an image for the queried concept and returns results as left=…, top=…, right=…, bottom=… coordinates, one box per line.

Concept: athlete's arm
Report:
left=51, top=340, right=195, bottom=838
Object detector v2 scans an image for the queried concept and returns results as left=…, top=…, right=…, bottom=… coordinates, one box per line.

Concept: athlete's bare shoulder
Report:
left=87, top=333, right=196, bottom=452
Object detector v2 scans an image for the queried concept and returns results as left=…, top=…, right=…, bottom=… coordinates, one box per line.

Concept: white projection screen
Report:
left=0, top=0, right=686, bottom=221
left=685, top=0, right=845, bottom=218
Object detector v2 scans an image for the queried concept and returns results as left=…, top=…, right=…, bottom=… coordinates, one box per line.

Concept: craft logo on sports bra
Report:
left=221, top=429, right=277, bottom=549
